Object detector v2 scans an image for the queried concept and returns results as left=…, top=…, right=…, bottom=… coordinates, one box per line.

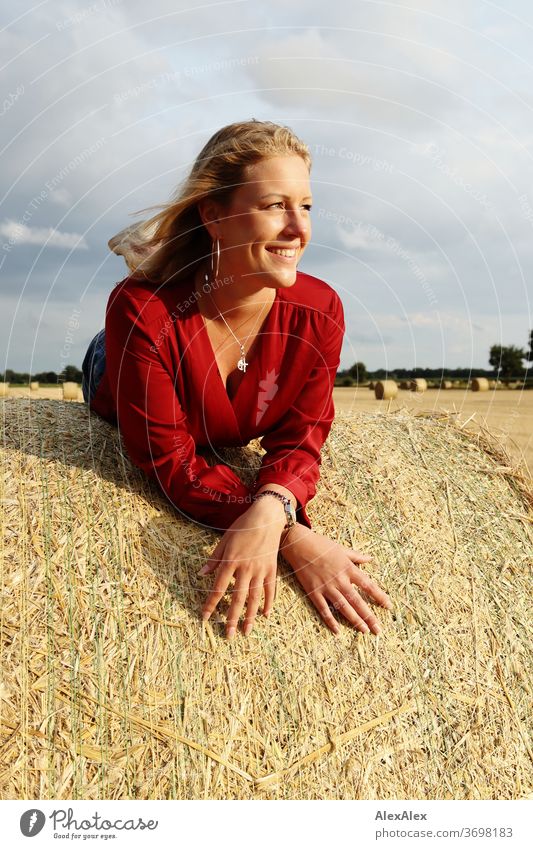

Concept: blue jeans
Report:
left=82, top=329, right=106, bottom=404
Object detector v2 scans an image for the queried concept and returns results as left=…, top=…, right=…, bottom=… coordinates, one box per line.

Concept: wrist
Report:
left=250, top=494, right=287, bottom=530
left=254, top=483, right=297, bottom=511
left=279, top=521, right=307, bottom=549
left=252, top=487, right=297, bottom=532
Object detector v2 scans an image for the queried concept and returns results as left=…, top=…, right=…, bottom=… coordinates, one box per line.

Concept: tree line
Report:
left=338, top=331, right=533, bottom=384
left=0, top=365, right=82, bottom=384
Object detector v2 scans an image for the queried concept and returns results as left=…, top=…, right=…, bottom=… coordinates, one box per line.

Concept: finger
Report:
left=242, top=576, right=264, bottom=636
left=201, top=565, right=235, bottom=621
left=262, top=569, right=277, bottom=618
left=344, top=584, right=383, bottom=634
left=225, top=576, right=250, bottom=639
left=337, top=585, right=384, bottom=634
left=350, top=565, right=393, bottom=610
left=198, top=555, right=221, bottom=576
left=198, top=539, right=225, bottom=576
left=327, top=587, right=373, bottom=634
left=347, top=549, right=373, bottom=563
left=309, top=592, right=341, bottom=635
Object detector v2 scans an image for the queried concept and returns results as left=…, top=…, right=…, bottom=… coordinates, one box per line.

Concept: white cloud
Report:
left=0, top=220, right=89, bottom=249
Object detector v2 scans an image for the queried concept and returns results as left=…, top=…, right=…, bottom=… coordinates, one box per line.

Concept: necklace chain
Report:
left=203, top=272, right=271, bottom=372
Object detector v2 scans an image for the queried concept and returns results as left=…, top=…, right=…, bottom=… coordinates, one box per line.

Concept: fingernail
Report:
left=201, top=612, right=209, bottom=622
left=243, top=623, right=252, bottom=636
left=227, top=627, right=235, bottom=639
left=372, top=624, right=381, bottom=635
left=198, top=566, right=209, bottom=576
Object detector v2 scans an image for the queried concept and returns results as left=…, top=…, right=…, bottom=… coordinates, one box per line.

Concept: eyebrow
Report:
left=259, top=193, right=313, bottom=201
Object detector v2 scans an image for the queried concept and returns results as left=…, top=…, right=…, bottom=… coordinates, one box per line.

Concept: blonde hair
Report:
left=108, top=119, right=312, bottom=286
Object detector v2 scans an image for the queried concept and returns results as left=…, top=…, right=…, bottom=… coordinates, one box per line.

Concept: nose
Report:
left=280, top=207, right=310, bottom=242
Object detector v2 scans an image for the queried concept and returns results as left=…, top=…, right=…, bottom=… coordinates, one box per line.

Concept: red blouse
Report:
left=90, top=269, right=345, bottom=532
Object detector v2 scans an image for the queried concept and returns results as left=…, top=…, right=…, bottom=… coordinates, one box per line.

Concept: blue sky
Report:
left=1, top=0, right=532, bottom=372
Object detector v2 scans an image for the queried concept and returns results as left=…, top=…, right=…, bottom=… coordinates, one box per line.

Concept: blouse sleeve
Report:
left=104, top=285, right=255, bottom=532
left=251, top=295, right=345, bottom=528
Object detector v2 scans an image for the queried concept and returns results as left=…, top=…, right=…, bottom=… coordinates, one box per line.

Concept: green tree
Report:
left=60, top=364, right=83, bottom=383
left=489, top=345, right=526, bottom=379
left=32, top=371, right=58, bottom=383
left=348, top=361, right=367, bottom=383
left=526, top=329, right=533, bottom=363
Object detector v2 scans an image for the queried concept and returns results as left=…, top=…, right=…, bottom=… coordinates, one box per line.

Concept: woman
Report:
left=83, top=120, right=392, bottom=640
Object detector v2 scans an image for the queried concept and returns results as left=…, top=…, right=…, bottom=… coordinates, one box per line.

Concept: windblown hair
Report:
left=108, top=119, right=312, bottom=286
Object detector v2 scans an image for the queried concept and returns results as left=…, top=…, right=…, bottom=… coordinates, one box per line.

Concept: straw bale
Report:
left=1, top=398, right=532, bottom=800
left=472, top=377, right=490, bottom=392
left=400, top=381, right=410, bottom=390
left=441, top=380, right=453, bottom=389
left=409, top=378, right=427, bottom=392
left=62, top=381, right=79, bottom=400
left=375, top=380, right=398, bottom=400
left=0, top=382, right=10, bottom=397
left=30, top=381, right=39, bottom=390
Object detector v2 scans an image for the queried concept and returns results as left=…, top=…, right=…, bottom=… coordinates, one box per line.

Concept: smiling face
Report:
left=198, top=154, right=312, bottom=291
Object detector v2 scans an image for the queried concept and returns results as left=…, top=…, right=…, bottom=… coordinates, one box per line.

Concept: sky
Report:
left=1, top=0, right=532, bottom=373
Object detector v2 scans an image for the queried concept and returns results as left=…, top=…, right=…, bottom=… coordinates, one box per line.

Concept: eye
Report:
left=267, top=202, right=313, bottom=210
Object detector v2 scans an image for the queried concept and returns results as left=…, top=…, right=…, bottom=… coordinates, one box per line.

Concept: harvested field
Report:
left=334, top=388, right=533, bottom=478
left=1, top=398, right=532, bottom=800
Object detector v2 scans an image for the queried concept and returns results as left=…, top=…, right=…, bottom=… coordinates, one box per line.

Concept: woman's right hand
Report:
left=198, top=500, right=285, bottom=638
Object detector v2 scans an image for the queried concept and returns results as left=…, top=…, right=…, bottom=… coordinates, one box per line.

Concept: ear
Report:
left=197, top=197, right=222, bottom=240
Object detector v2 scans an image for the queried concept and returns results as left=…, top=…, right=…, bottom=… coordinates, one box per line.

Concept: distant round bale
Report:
left=471, top=377, right=489, bottom=392
left=441, top=380, right=453, bottom=389
left=409, top=379, right=427, bottom=392
left=399, top=381, right=410, bottom=390
left=489, top=380, right=497, bottom=390
left=368, top=381, right=375, bottom=390
left=0, top=382, right=9, bottom=397
left=375, top=380, right=398, bottom=400
left=62, top=382, right=79, bottom=401
left=30, top=381, right=39, bottom=390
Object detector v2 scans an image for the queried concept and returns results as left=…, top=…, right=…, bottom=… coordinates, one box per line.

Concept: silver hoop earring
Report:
left=210, top=237, right=220, bottom=283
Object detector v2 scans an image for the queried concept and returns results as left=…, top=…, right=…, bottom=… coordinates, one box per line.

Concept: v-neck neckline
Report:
left=195, top=288, right=280, bottom=408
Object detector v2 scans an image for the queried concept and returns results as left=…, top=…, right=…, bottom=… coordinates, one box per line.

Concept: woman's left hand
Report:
left=280, top=525, right=392, bottom=635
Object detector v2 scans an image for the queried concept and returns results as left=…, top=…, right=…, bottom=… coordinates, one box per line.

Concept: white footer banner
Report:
left=2, top=799, right=530, bottom=848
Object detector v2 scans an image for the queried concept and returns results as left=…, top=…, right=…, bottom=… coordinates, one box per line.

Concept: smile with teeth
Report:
left=266, top=247, right=298, bottom=257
